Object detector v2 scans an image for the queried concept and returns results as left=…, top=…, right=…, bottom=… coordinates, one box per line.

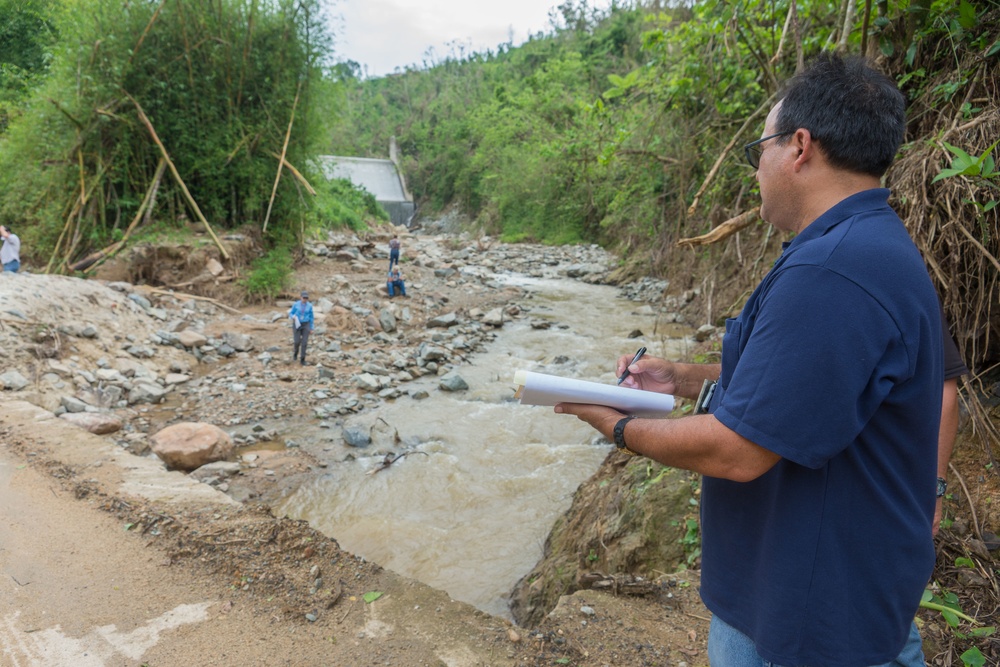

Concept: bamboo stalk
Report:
left=127, top=93, right=230, bottom=260
left=687, top=95, right=775, bottom=216
left=263, top=81, right=302, bottom=233
left=143, top=287, right=241, bottom=314
left=127, top=0, right=167, bottom=68
left=69, top=158, right=168, bottom=272
left=677, top=207, right=761, bottom=248
left=269, top=151, right=316, bottom=195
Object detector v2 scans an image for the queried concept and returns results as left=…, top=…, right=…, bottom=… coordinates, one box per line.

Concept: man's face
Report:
left=756, top=103, right=793, bottom=230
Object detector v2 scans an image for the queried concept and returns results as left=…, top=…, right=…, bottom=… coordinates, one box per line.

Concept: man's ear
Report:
left=791, top=129, right=816, bottom=170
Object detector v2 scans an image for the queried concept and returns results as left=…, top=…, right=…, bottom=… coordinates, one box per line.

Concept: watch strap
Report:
left=613, top=416, right=638, bottom=456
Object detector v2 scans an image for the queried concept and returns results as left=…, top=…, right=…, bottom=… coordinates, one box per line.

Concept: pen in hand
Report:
left=617, top=346, right=647, bottom=385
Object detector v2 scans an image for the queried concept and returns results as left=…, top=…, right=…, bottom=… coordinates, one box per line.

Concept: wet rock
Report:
left=342, top=424, right=371, bottom=448
left=438, top=371, right=468, bottom=392
left=482, top=308, right=504, bottom=327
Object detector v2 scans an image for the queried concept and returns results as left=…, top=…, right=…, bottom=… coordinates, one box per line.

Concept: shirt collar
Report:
left=782, top=188, right=891, bottom=253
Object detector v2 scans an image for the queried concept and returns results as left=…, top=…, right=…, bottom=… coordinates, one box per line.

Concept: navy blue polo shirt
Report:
left=701, top=189, right=943, bottom=666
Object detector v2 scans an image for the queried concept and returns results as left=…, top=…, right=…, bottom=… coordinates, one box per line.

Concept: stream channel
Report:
left=277, top=272, right=694, bottom=619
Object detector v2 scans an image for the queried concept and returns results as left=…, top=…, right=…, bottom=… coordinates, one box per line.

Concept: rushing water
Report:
left=277, top=273, right=693, bottom=619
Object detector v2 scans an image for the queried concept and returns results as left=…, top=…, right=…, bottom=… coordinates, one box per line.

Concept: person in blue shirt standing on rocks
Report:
left=288, top=291, right=314, bottom=366
left=555, top=53, right=943, bottom=667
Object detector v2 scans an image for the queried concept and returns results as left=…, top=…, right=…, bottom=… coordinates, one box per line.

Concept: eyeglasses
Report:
left=743, top=131, right=793, bottom=169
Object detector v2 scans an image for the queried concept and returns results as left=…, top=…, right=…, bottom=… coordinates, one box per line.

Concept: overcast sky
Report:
left=330, top=0, right=615, bottom=78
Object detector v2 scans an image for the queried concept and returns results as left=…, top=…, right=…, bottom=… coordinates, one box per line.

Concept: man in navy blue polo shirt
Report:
left=556, top=54, right=942, bottom=666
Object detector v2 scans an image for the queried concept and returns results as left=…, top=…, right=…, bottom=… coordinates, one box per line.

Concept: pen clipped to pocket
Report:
left=695, top=379, right=717, bottom=415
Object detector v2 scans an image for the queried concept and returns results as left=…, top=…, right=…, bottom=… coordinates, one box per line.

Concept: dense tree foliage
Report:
left=332, top=0, right=999, bottom=377
left=0, top=0, right=362, bottom=273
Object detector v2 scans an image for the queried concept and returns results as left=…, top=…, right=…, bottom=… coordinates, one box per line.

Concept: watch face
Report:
left=936, top=478, right=947, bottom=497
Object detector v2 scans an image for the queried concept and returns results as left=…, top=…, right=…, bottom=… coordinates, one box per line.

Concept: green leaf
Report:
left=942, top=608, right=960, bottom=628
left=607, top=73, right=626, bottom=87
left=983, top=200, right=998, bottom=212
left=363, top=591, right=383, bottom=604
left=879, top=35, right=895, bottom=57
left=986, top=40, right=1000, bottom=58
left=960, top=646, right=986, bottom=667
left=958, top=0, right=977, bottom=30
left=970, top=626, right=996, bottom=637
left=921, top=589, right=933, bottom=603
left=955, top=557, right=975, bottom=568
left=932, top=168, right=966, bottom=183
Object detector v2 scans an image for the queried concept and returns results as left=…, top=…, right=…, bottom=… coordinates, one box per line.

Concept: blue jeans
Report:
left=2, top=259, right=19, bottom=272
left=389, top=249, right=399, bottom=270
left=707, top=615, right=925, bottom=667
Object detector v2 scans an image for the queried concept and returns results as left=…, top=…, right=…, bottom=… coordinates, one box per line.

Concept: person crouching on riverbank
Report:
left=386, top=268, right=407, bottom=297
left=1, top=225, right=21, bottom=272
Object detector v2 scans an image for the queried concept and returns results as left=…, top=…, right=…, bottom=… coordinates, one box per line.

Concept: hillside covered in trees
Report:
left=332, top=0, right=998, bottom=394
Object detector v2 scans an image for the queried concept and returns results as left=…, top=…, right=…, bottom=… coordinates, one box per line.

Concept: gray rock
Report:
left=342, top=424, right=371, bottom=447
left=439, top=371, right=468, bottom=392
left=128, top=293, right=152, bottom=310
left=0, top=370, right=29, bottom=390
left=223, top=332, right=254, bottom=352
left=427, top=312, right=458, bottom=328
left=379, top=308, right=397, bottom=333
left=60, top=396, right=90, bottom=413
left=128, top=382, right=167, bottom=405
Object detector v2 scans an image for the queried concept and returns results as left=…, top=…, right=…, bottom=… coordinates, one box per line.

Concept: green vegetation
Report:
left=332, top=0, right=998, bottom=417
left=242, top=245, right=293, bottom=301
left=0, top=0, right=380, bottom=273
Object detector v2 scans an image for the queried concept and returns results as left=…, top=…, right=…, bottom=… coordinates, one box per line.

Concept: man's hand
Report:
left=615, top=354, right=681, bottom=394
left=554, top=403, right=624, bottom=442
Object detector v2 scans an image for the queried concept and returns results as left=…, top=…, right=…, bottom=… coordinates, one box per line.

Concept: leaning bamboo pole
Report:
left=677, top=207, right=761, bottom=248
left=687, top=94, right=775, bottom=216
left=126, top=93, right=230, bottom=260
left=262, top=81, right=301, bottom=233
left=69, top=158, right=167, bottom=272
left=269, top=151, right=316, bottom=195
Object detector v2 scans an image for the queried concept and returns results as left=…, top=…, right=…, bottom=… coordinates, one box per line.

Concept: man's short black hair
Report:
left=776, top=53, right=905, bottom=178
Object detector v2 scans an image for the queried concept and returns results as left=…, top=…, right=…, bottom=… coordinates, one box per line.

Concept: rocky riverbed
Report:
left=0, top=227, right=714, bottom=666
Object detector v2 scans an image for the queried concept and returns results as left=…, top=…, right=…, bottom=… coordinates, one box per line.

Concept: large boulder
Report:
left=150, top=422, right=235, bottom=472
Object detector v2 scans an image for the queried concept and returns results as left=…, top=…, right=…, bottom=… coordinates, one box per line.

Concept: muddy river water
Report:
left=277, top=273, right=693, bottom=618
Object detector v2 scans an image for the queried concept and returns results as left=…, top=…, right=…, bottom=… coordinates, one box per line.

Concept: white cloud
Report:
left=331, top=0, right=606, bottom=77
